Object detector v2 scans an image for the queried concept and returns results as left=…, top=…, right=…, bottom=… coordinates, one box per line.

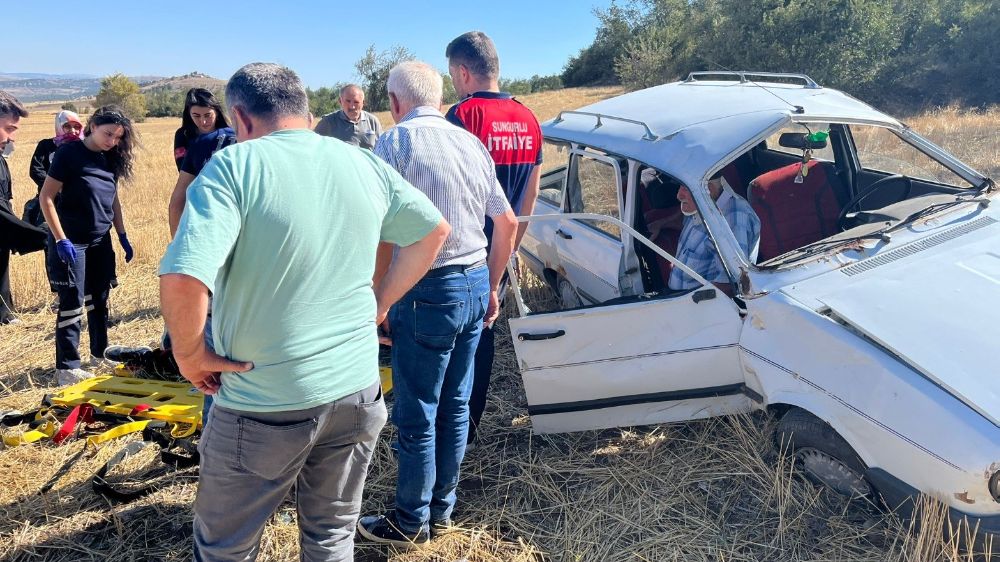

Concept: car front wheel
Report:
left=776, top=407, right=873, bottom=498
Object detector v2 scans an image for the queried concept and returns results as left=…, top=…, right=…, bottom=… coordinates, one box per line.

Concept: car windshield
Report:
left=849, top=125, right=975, bottom=189
left=735, top=122, right=989, bottom=267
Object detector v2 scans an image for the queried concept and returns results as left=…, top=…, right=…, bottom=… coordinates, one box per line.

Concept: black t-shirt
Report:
left=47, top=141, right=118, bottom=244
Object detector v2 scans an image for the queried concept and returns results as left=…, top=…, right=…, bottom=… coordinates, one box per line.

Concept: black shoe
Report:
left=357, top=512, right=429, bottom=549
left=430, top=518, right=458, bottom=538
left=103, top=345, right=153, bottom=363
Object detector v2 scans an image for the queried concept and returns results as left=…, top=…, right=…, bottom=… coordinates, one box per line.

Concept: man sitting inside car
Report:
left=667, top=171, right=760, bottom=294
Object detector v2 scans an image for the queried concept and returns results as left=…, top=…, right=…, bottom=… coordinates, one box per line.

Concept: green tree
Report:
left=354, top=44, right=415, bottom=112
left=60, top=102, right=78, bottom=112
left=529, top=74, right=564, bottom=93
left=562, top=1, right=641, bottom=86
left=307, top=86, right=345, bottom=118
left=442, top=74, right=458, bottom=105
left=144, top=87, right=185, bottom=118
left=94, top=73, right=147, bottom=122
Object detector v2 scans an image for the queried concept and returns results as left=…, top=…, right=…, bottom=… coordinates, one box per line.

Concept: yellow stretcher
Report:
left=46, top=366, right=393, bottom=431
left=48, top=376, right=203, bottom=428
left=379, top=367, right=393, bottom=393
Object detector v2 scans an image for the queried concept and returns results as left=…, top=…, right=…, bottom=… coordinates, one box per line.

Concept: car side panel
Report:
left=742, top=293, right=1000, bottom=516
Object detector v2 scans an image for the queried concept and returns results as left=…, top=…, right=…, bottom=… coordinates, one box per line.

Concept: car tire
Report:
left=557, top=277, right=583, bottom=310
left=775, top=407, right=873, bottom=498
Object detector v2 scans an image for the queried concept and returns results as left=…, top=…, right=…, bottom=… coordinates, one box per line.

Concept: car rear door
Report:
left=507, top=217, right=751, bottom=434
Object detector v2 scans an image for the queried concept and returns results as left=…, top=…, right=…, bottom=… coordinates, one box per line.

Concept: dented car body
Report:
left=507, top=72, right=1000, bottom=535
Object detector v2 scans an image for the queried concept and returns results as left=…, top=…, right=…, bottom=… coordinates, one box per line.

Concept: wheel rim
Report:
left=558, top=279, right=582, bottom=309
left=795, top=447, right=871, bottom=497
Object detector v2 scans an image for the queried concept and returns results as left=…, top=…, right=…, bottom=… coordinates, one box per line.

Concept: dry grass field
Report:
left=0, top=86, right=997, bottom=561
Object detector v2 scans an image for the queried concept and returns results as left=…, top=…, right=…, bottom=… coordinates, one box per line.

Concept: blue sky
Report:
left=7, top=0, right=614, bottom=87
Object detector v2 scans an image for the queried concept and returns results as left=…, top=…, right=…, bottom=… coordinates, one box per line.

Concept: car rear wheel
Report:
left=557, top=277, right=583, bottom=310
left=776, top=407, right=872, bottom=498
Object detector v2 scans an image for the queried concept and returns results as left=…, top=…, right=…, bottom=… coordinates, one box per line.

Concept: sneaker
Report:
left=103, top=345, right=153, bottom=363
left=430, top=519, right=459, bottom=538
left=55, top=368, right=96, bottom=386
left=357, top=512, right=429, bottom=549
left=88, top=356, right=117, bottom=371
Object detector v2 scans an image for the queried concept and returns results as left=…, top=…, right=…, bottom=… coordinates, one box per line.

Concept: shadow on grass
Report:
left=2, top=499, right=193, bottom=562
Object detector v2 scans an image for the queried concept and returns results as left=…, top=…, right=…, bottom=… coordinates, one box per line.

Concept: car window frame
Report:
left=537, top=139, right=572, bottom=209
left=566, top=148, right=627, bottom=243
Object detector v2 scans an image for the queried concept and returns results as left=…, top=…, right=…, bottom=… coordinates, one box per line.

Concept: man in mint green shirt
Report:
left=159, top=63, right=449, bottom=562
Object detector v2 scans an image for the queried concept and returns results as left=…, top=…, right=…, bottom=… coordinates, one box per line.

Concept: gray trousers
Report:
left=193, top=381, right=387, bottom=562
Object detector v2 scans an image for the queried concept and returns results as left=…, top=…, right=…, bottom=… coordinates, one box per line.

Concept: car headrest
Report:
left=778, top=132, right=827, bottom=150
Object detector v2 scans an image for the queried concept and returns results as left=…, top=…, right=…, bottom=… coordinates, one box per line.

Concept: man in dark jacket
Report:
left=0, top=90, right=45, bottom=325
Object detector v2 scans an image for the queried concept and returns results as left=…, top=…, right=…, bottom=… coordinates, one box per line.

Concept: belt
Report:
left=425, top=259, right=487, bottom=278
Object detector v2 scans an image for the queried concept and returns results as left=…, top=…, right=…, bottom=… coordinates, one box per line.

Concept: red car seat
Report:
left=747, top=160, right=844, bottom=262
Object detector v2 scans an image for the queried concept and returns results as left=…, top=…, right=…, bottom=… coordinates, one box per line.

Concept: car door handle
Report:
left=693, top=289, right=716, bottom=303
left=556, top=229, right=573, bottom=240
left=518, top=330, right=566, bottom=341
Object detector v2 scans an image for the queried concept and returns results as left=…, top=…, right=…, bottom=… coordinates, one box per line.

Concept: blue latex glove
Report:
left=55, top=239, right=77, bottom=264
left=118, top=232, right=134, bottom=263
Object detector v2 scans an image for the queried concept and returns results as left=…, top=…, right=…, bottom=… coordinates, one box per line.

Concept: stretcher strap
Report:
left=53, top=404, right=95, bottom=445
left=85, top=420, right=153, bottom=447
left=2, top=421, right=57, bottom=447
left=92, top=422, right=199, bottom=503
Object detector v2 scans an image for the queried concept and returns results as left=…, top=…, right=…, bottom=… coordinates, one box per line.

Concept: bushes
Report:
left=499, top=75, right=565, bottom=96
left=145, top=88, right=185, bottom=118
left=566, top=0, right=1000, bottom=108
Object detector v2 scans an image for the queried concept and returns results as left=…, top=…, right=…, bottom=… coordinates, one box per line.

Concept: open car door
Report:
left=508, top=214, right=752, bottom=434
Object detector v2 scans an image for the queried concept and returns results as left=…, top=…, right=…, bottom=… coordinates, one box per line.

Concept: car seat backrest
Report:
left=720, top=163, right=746, bottom=198
left=747, top=160, right=843, bottom=262
left=636, top=171, right=681, bottom=285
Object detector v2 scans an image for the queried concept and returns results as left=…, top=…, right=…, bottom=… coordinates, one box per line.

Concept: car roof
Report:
left=542, top=75, right=902, bottom=185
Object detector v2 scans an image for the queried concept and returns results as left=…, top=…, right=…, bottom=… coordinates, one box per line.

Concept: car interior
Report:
left=632, top=122, right=976, bottom=292
left=529, top=124, right=977, bottom=308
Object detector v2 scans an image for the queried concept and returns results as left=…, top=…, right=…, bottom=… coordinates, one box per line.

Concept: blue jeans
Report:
left=390, top=262, right=489, bottom=534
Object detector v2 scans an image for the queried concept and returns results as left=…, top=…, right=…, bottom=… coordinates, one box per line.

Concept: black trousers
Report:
left=468, top=322, right=497, bottom=443
left=47, top=233, right=116, bottom=369
left=0, top=245, right=11, bottom=323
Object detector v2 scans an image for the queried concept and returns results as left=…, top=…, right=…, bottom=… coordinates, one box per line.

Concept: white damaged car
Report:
left=508, top=71, right=1000, bottom=540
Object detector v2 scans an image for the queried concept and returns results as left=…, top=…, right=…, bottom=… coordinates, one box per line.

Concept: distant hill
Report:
left=0, top=71, right=223, bottom=102
left=0, top=73, right=104, bottom=102
left=139, top=72, right=225, bottom=93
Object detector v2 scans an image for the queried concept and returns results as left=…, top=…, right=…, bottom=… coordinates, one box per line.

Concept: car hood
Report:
left=782, top=215, right=1000, bottom=426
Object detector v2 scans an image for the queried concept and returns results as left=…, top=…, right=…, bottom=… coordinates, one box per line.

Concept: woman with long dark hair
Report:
left=39, top=105, right=138, bottom=385
left=173, top=88, right=228, bottom=170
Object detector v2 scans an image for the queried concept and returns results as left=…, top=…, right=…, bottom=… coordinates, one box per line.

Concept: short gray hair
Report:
left=445, top=31, right=500, bottom=80
left=0, top=90, right=28, bottom=120
left=387, top=61, right=443, bottom=109
left=225, top=63, right=309, bottom=123
left=340, top=84, right=363, bottom=98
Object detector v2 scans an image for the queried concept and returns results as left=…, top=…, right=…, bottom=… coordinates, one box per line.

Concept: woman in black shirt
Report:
left=39, top=106, right=137, bottom=385
left=172, top=88, right=229, bottom=170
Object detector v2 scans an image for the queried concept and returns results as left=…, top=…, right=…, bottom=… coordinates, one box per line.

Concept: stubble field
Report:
left=0, top=88, right=997, bottom=561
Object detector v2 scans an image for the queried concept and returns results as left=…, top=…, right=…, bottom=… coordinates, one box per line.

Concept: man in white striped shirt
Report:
left=358, top=60, right=517, bottom=548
